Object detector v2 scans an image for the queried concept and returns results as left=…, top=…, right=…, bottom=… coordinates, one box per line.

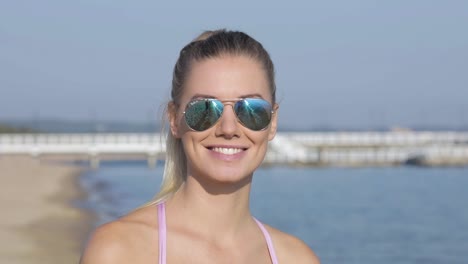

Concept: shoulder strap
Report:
left=157, top=203, right=167, bottom=264
left=254, top=218, right=279, bottom=264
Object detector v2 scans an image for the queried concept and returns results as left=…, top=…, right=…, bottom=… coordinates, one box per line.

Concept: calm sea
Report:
left=79, top=163, right=468, bottom=264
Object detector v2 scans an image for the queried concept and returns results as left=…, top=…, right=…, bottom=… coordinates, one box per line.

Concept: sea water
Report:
left=79, top=163, right=468, bottom=264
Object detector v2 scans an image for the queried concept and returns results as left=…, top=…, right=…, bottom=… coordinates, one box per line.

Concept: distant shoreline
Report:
left=2, top=119, right=468, bottom=134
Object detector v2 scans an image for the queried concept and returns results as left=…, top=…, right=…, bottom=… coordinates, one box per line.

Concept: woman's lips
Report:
left=210, top=147, right=244, bottom=155
left=206, top=146, right=248, bottom=160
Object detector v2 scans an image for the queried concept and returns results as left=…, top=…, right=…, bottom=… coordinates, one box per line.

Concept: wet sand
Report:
left=0, top=155, right=95, bottom=264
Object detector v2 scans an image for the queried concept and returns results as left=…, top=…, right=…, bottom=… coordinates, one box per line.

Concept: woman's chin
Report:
left=191, top=166, right=253, bottom=187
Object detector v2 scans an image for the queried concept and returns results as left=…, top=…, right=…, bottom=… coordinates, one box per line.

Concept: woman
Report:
left=80, top=29, right=320, bottom=264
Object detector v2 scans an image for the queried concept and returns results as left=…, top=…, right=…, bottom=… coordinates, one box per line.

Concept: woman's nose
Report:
left=215, top=105, right=240, bottom=138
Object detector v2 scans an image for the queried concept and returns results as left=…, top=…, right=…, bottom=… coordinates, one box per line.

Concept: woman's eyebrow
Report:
left=190, top=93, right=265, bottom=100
left=190, top=94, right=217, bottom=100
left=240, top=93, right=264, bottom=99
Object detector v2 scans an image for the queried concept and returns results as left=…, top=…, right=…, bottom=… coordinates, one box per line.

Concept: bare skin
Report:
left=80, top=55, right=320, bottom=264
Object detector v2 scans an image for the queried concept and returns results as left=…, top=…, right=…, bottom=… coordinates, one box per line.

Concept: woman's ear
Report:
left=268, top=104, right=279, bottom=141
left=168, top=101, right=181, bottom=138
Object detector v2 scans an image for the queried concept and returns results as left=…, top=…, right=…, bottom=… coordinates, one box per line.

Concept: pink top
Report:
left=157, top=202, right=278, bottom=264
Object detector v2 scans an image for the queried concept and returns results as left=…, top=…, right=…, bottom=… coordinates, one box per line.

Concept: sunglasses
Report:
left=183, top=98, right=274, bottom=131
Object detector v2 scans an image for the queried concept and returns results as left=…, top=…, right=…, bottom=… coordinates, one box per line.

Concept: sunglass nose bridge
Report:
left=222, top=103, right=235, bottom=111
left=218, top=103, right=238, bottom=119
left=215, top=100, right=239, bottom=115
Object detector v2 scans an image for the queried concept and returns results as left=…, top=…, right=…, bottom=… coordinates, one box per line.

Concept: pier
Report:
left=0, top=133, right=165, bottom=168
left=1, top=132, right=468, bottom=167
left=268, top=132, right=468, bottom=166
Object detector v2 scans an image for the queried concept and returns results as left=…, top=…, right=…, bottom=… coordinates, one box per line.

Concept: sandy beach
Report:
left=0, top=155, right=94, bottom=264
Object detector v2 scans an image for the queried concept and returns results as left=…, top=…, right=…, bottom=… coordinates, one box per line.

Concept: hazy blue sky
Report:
left=1, top=0, right=467, bottom=130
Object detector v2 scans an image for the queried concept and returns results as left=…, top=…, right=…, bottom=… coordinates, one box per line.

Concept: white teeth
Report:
left=211, top=147, right=243, bottom=155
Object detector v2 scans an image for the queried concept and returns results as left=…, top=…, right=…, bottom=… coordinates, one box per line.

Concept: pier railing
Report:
left=1, top=132, right=468, bottom=167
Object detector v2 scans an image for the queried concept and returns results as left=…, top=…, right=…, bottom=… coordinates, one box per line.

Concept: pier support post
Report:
left=147, top=153, right=157, bottom=169
left=317, top=147, right=323, bottom=165
left=89, top=154, right=100, bottom=170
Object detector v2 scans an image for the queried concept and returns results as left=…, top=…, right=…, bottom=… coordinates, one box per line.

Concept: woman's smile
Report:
left=206, top=145, right=249, bottom=161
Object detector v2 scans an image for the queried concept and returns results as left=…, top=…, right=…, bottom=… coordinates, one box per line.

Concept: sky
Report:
left=1, top=0, right=467, bottom=130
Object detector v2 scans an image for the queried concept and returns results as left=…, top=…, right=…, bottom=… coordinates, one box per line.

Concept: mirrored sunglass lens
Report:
left=185, top=100, right=223, bottom=131
left=235, top=99, right=272, bottom=130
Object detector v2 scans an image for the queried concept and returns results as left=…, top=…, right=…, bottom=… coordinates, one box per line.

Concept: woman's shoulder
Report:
left=80, top=205, right=158, bottom=264
left=264, top=224, right=320, bottom=264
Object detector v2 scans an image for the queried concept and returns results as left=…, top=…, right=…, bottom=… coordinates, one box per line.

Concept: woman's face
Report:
left=170, top=55, right=278, bottom=185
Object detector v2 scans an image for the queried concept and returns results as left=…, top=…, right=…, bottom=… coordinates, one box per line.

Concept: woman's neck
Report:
left=166, top=174, right=254, bottom=240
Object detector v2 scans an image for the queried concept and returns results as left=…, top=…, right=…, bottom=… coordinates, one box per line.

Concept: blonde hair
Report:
left=146, top=29, right=276, bottom=205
